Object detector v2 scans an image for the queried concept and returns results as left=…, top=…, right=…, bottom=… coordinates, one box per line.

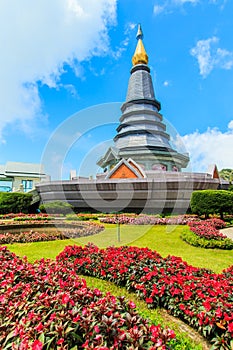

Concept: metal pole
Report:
left=116, top=213, right=120, bottom=242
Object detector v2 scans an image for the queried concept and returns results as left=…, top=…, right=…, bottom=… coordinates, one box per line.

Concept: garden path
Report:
left=220, top=227, right=233, bottom=240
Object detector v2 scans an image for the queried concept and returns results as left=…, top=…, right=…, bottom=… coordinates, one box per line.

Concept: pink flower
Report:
left=94, top=325, right=100, bottom=333
left=129, top=301, right=136, bottom=309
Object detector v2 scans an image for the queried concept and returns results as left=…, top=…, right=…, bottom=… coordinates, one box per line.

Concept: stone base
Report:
left=36, top=172, right=219, bottom=214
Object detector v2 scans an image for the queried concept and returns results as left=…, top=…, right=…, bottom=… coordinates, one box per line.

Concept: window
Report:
left=22, top=180, right=33, bottom=192
left=152, top=164, right=167, bottom=171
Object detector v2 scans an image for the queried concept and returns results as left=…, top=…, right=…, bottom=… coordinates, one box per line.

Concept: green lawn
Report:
left=7, top=224, right=233, bottom=273
left=5, top=223, right=232, bottom=349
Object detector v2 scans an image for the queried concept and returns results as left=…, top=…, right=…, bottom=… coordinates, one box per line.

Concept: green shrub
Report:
left=66, top=214, right=82, bottom=221
left=0, top=192, right=32, bottom=214
left=39, top=201, right=73, bottom=215
left=181, top=229, right=233, bottom=249
left=190, top=190, right=233, bottom=219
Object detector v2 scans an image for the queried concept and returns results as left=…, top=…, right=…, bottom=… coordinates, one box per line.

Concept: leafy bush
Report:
left=0, top=247, right=176, bottom=349
left=57, top=244, right=233, bottom=348
left=190, top=190, right=233, bottom=219
left=39, top=201, right=73, bottom=214
left=0, top=192, right=32, bottom=214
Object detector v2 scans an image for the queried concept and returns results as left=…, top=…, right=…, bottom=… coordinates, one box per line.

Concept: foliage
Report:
left=39, top=201, right=73, bottom=214
left=190, top=190, right=233, bottom=219
left=0, top=230, right=65, bottom=244
left=181, top=218, right=233, bottom=249
left=0, top=222, right=104, bottom=244
left=57, top=243, right=233, bottom=348
left=0, top=213, right=61, bottom=220
left=13, top=214, right=52, bottom=221
left=189, top=219, right=227, bottom=240
left=99, top=214, right=198, bottom=225
left=66, top=213, right=100, bottom=221
left=181, top=230, right=233, bottom=249
left=219, top=168, right=233, bottom=183
left=0, top=246, right=176, bottom=349
left=83, top=275, right=204, bottom=350
left=0, top=192, right=32, bottom=214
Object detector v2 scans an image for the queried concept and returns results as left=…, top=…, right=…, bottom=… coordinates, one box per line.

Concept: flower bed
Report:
left=0, top=246, right=176, bottom=349
left=188, top=219, right=226, bottom=240
left=99, top=214, right=198, bottom=225
left=181, top=218, right=233, bottom=249
left=0, top=222, right=104, bottom=244
left=57, top=244, right=233, bottom=349
left=0, top=213, right=58, bottom=220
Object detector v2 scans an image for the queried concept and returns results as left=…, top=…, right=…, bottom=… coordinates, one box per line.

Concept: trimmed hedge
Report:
left=190, top=190, right=233, bottom=219
left=0, top=192, right=32, bottom=214
left=39, top=201, right=73, bottom=214
left=181, top=229, right=233, bottom=249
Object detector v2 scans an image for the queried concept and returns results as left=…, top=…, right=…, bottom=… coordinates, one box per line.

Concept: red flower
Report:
left=35, top=322, right=44, bottom=332
left=228, top=322, right=233, bottom=334
left=146, top=297, right=153, bottom=304
left=32, top=340, right=43, bottom=350
left=61, top=293, right=70, bottom=304
left=57, top=338, right=64, bottom=345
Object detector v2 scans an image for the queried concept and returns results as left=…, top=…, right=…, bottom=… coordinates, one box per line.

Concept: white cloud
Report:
left=190, top=37, right=233, bottom=77
left=163, top=80, right=171, bottom=87
left=0, top=0, right=117, bottom=140
left=174, top=0, right=199, bottom=3
left=153, top=0, right=225, bottom=15
left=153, top=4, right=166, bottom=15
left=153, top=0, right=199, bottom=15
left=181, top=121, right=233, bottom=172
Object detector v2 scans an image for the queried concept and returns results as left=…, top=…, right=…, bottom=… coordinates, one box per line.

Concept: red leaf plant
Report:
left=57, top=243, right=233, bottom=349
left=0, top=246, right=175, bottom=349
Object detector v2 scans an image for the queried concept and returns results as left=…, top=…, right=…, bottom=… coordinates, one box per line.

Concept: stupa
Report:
left=36, top=25, right=220, bottom=214
left=98, top=24, right=189, bottom=173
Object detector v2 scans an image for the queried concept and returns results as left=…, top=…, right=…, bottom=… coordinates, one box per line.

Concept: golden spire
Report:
left=132, top=24, right=148, bottom=66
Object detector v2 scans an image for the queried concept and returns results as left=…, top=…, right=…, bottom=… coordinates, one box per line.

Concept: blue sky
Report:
left=0, top=0, right=233, bottom=179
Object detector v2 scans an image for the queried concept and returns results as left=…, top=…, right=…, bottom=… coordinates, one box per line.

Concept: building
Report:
left=0, top=161, right=48, bottom=193
left=36, top=25, right=220, bottom=214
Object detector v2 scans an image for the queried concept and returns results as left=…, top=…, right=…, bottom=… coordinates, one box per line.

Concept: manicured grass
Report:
left=6, top=224, right=233, bottom=272
left=8, top=239, right=73, bottom=262
left=129, top=225, right=233, bottom=273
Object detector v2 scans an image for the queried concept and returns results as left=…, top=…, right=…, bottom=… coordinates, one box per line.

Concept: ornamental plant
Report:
left=181, top=218, right=233, bottom=249
left=188, top=220, right=227, bottom=240
left=0, top=222, right=104, bottom=244
left=57, top=244, right=233, bottom=349
left=99, top=214, right=198, bottom=225
left=0, top=246, right=176, bottom=349
left=0, top=193, right=32, bottom=214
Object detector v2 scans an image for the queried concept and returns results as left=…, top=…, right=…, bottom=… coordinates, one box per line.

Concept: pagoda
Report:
left=97, top=24, right=189, bottom=173
left=36, top=25, right=220, bottom=214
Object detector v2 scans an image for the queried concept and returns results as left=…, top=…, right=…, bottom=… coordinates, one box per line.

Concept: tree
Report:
left=219, top=168, right=233, bottom=183
left=190, top=190, right=233, bottom=219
